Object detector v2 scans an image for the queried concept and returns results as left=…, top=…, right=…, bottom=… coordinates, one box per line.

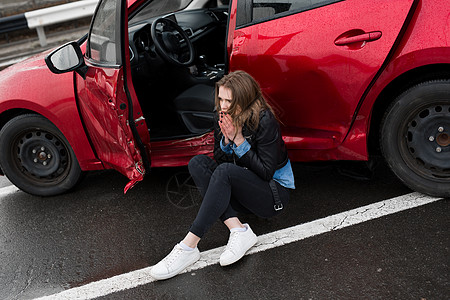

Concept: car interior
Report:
left=128, top=0, right=230, bottom=141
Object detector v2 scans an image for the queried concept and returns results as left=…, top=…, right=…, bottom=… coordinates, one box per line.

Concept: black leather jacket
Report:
left=213, top=109, right=289, bottom=181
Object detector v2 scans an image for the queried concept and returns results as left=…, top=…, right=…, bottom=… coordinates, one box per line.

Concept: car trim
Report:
left=84, top=56, right=121, bottom=69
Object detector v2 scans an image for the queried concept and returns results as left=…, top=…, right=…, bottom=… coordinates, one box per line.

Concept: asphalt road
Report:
left=0, top=161, right=448, bottom=300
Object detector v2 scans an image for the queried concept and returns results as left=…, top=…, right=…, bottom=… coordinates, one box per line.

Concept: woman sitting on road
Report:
left=150, top=70, right=295, bottom=280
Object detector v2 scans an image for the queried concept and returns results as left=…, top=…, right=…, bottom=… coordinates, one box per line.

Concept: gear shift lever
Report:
left=198, top=55, right=209, bottom=70
left=197, top=55, right=223, bottom=79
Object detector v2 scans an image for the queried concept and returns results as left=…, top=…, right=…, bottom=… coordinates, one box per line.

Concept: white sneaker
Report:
left=150, top=244, right=200, bottom=280
left=220, top=224, right=257, bottom=266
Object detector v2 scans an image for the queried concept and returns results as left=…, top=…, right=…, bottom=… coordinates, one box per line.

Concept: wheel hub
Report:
left=17, top=131, right=66, bottom=179
left=406, top=104, right=450, bottom=174
left=436, top=132, right=449, bottom=147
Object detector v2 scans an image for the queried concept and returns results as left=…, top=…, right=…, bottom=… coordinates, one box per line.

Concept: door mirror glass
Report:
left=45, top=42, right=84, bottom=74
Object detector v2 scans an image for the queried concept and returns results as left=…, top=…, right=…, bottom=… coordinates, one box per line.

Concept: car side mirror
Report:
left=45, top=42, right=88, bottom=79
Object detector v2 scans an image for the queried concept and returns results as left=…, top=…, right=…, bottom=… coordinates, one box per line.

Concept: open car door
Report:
left=75, top=0, right=150, bottom=192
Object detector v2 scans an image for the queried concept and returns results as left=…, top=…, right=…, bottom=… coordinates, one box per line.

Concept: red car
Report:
left=0, top=0, right=448, bottom=197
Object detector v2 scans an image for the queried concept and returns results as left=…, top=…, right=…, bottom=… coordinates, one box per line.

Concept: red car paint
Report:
left=0, top=0, right=449, bottom=196
left=0, top=50, right=103, bottom=171
left=227, top=0, right=415, bottom=161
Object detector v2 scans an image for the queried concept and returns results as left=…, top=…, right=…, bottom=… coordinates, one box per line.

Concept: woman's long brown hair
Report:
left=215, top=70, right=274, bottom=132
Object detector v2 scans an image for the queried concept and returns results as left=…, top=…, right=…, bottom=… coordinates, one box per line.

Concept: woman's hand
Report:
left=219, top=112, right=234, bottom=143
left=219, top=112, right=244, bottom=145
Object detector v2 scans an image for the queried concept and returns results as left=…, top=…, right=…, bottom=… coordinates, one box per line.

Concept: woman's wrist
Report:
left=233, top=135, right=245, bottom=146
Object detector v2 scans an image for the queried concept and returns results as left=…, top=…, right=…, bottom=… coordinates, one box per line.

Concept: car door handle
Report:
left=334, top=31, right=382, bottom=46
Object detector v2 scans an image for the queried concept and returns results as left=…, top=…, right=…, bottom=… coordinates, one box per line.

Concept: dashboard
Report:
left=128, top=8, right=228, bottom=69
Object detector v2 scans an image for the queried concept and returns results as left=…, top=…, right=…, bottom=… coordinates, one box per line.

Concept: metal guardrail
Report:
left=0, top=0, right=98, bottom=47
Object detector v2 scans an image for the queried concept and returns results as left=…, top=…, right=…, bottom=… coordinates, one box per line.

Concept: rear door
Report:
left=227, top=0, right=415, bottom=150
left=76, top=0, right=150, bottom=192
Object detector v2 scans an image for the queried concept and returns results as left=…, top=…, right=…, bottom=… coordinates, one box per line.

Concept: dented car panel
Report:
left=151, top=132, right=215, bottom=168
left=76, top=66, right=146, bottom=186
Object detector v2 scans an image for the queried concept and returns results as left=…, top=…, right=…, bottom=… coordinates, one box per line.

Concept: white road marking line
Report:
left=0, top=185, right=20, bottom=198
left=35, top=192, right=442, bottom=300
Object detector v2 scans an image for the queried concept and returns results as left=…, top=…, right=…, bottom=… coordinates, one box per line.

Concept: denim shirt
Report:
left=220, top=137, right=295, bottom=189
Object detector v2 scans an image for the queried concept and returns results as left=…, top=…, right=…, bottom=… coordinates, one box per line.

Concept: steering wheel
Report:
left=150, top=17, right=195, bottom=67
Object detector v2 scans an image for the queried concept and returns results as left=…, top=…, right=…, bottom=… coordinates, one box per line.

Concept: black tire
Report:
left=381, top=80, right=450, bottom=197
left=0, top=114, right=83, bottom=196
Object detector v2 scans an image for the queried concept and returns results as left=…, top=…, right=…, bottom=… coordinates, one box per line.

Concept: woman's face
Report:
left=218, top=86, right=233, bottom=113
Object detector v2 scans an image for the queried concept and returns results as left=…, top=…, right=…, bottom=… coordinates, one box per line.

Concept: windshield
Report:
left=130, top=0, right=193, bottom=25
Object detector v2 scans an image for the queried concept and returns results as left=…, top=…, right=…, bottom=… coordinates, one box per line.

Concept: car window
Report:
left=130, top=0, right=193, bottom=25
left=237, top=0, right=343, bottom=27
left=88, top=0, right=121, bottom=65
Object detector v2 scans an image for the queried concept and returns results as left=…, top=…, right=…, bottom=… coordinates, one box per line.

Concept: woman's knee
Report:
left=188, top=155, right=213, bottom=174
left=211, top=163, right=237, bottom=181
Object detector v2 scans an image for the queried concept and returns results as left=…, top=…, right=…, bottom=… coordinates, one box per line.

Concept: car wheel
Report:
left=381, top=80, right=450, bottom=197
left=0, top=114, right=82, bottom=196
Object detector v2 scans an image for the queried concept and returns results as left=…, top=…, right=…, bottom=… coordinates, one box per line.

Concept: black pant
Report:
left=188, top=155, right=289, bottom=238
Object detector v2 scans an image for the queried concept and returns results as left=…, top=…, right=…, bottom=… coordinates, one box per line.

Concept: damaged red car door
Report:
left=75, top=0, right=150, bottom=192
